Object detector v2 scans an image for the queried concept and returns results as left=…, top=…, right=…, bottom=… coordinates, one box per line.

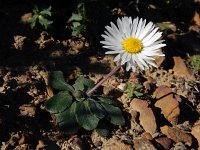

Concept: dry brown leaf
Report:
left=18, top=133, right=26, bottom=145
left=13, top=36, right=27, bottom=50
left=154, top=55, right=165, bottom=67
left=17, top=75, right=29, bottom=83
left=191, top=120, right=200, bottom=149
left=102, top=139, right=132, bottom=150
left=157, top=22, right=177, bottom=32
left=155, top=137, right=172, bottom=150
left=19, top=104, right=36, bottom=117
left=161, top=125, right=192, bottom=146
left=130, top=98, right=157, bottom=135
left=40, top=72, right=54, bottom=98
left=153, top=86, right=180, bottom=125
left=173, top=56, right=195, bottom=80
left=46, top=85, right=54, bottom=98
left=20, top=12, right=32, bottom=24
left=142, top=132, right=153, bottom=140
left=133, top=137, right=156, bottom=150
left=143, top=76, right=155, bottom=91
left=193, top=11, right=200, bottom=26
left=36, top=140, right=47, bottom=150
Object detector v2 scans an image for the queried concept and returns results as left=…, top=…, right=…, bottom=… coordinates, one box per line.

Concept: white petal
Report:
left=131, top=65, right=136, bottom=72
left=110, top=22, right=123, bottom=41
left=104, top=27, right=122, bottom=43
left=101, top=34, right=118, bottom=45
left=148, top=40, right=165, bottom=47
left=137, top=53, right=149, bottom=69
left=143, top=44, right=166, bottom=51
left=131, top=17, right=139, bottom=37
left=142, top=27, right=159, bottom=43
left=143, top=32, right=162, bottom=47
left=103, top=45, right=122, bottom=51
left=121, top=52, right=128, bottom=65
left=117, top=18, right=124, bottom=38
left=126, top=62, right=131, bottom=71
left=139, top=53, right=155, bottom=61
left=142, top=50, right=164, bottom=56
left=105, top=50, right=123, bottom=54
left=138, top=21, right=154, bottom=40
left=130, top=58, right=136, bottom=72
left=127, top=53, right=132, bottom=62
left=100, top=40, right=121, bottom=47
left=114, top=53, right=121, bottom=62
left=103, top=29, right=122, bottom=44
left=145, top=59, right=158, bottom=68
left=135, top=18, right=143, bottom=38
left=122, top=17, right=131, bottom=38
left=132, top=55, right=144, bottom=70
left=137, top=19, right=146, bottom=39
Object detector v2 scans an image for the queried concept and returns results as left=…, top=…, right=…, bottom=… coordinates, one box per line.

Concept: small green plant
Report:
left=45, top=71, right=125, bottom=134
left=165, top=0, right=173, bottom=4
left=125, top=83, right=143, bottom=98
left=28, top=6, right=53, bottom=29
left=190, top=55, right=200, bottom=73
left=68, top=2, right=87, bottom=37
left=67, top=0, right=110, bottom=38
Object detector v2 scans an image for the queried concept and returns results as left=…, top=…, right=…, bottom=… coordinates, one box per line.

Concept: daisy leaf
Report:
left=49, top=71, right=74, bottom=92
left=45, top=91, right=72, bottom=114
left=75, top=101, right=99, bottom=130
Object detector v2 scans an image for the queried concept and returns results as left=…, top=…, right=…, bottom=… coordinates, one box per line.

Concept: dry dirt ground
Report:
left=0, top=0, right=200, bottom=150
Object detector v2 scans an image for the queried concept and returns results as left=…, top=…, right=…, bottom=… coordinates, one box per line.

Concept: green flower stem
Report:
left=86, top=64, right=122, bottom=97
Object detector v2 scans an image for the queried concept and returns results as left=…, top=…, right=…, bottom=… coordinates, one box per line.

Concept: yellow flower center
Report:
left=122, top=37, right=143, bottom=54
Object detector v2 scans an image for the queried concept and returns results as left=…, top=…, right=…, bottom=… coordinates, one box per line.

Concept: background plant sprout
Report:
left=125, top=83, right=143, bottom=98
left=190, top=55, right=200, bottom=73
left=68, top=2, right=87, bottom=37
left=67, top=0, right=111, bottom=39
left=28, top=6, right=53, bottom=29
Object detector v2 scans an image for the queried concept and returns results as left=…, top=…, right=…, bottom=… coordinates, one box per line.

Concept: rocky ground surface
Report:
left=0, top=1, right=200, bottom=150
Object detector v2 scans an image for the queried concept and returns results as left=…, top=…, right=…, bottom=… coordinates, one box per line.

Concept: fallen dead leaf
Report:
left=71, top=137, right=84, bottom=150
left=117, top=83, right=127, bottom=92
left=61, top=136, right=84, bottom=150
left=133, top=137, right=156, bottom=150
left=46, top=85, right=54, bottom=98
left=17, top=75, right=29, bottom=83
left=160, top=125, right=192, bottom=146
left=153, top=86, right=180, bottom=125
left=157, top=22, right=177, bottom=32
left=191, top=120, right=200, bottom=149
left=173, top=56, right=195, bottom=80
left=18, top=133, right=27, bottom=145
left=40, top=71, right=54, bottom=98
left=154, top=53, right=165, bottom=66
left=193, top=11, right=200, bottom=27
left=13, top=36, right=27, bottom=50
left=155, top=137, right=172, bottom=150
left=130, top=98, right=157, bottom=135
left=102, top=138, right=132, bottom=150
left=35, top=31, right=55, bottom=49
left=142, top=132, right=153, bottom=140
left=143, top=76, right=155, bottom=91
left=20, top=12, right=32, bottom=24
left=19, top=104, right=36, bottom=117
left=15, top=144, right=30, bottom=150
left=36, top=140, right=47, bottom=150
left=194, top=0, right=200, bottom=2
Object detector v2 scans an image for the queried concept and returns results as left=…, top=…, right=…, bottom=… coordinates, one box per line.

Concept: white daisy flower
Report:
left=100, top=17, right=166, bottom=72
